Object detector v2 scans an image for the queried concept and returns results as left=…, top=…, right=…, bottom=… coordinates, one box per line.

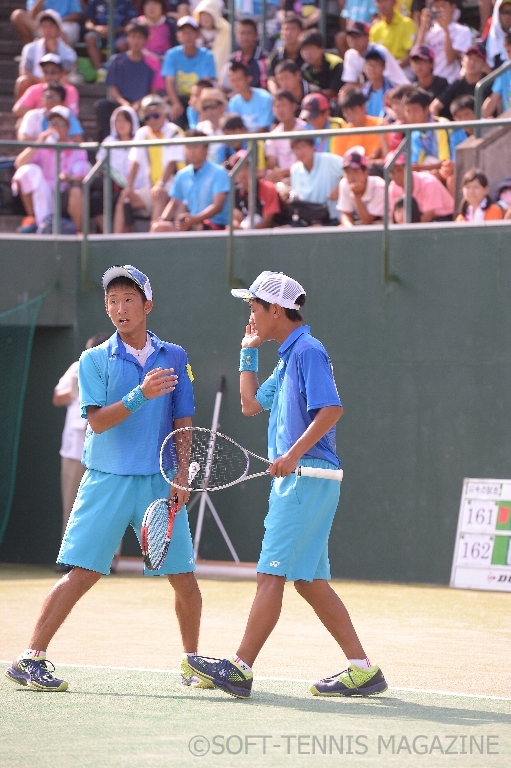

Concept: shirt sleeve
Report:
left=79, top=349, right=108, bottom=418
left=171, top=351, right=195, bottom=419
left=255, top=368, right=278, bottom=411
left=161, top=49, right=176, bottom=77
left=297, top=347, right=342, bottom=412
left=55, top=361, right=79, bottom=393
left=492, top=74, right=504, bottom=96
left=366, top=178, right=385, bottom=216
left=451, top=25, right=472, bottom=54
left=341, top=49, right=361, bottom=83
left=212, top=166, right=230, bottom=194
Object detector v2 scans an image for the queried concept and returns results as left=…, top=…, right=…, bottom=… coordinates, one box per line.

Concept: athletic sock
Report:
left=18, top=649, right=46, bottom=661
left=231, top=654, right=252, bottom=674
left=348, top=658, right=372, bottom=670
left=185, top=652, right=198, bottom=657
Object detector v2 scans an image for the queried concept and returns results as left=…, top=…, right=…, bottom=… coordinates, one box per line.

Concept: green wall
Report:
left=1, top=224, right=511, bottom=583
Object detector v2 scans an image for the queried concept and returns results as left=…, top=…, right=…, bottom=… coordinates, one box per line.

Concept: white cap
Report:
left=47, top=104, right=71, bottom=122
left=177, top=15, right=199, bottom=29
left=39, top=52, right=63, bottom=67
left=231, top=271, right=306, bottom=310
left=102, top=265, right=152, bottom=300
left=37, top=9, right=62, bottom=29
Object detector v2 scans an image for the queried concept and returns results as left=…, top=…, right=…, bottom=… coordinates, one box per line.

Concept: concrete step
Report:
left=0, top=62, right=19, bottom=82
left=0, top=215, right=22, bottom=233
left=0, top=39, right=23, bottom=58
left=0, top=96, right=14, bottom=113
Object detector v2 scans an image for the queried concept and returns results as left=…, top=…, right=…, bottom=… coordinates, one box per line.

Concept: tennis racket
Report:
left=140, top=495, right=179, bottom=570
left=160, top=427, right=343, bottom=492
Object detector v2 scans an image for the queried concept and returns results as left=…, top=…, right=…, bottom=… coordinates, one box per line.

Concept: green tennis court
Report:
left=1, top=566, right=510, bottom=767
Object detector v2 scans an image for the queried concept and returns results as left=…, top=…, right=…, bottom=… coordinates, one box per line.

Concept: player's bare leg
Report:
left=235, top=573, right=286, bottom=667
left=167, top=572, right=202, bottom=652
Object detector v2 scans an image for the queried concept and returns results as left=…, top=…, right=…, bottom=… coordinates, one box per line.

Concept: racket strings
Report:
left=166, top=430, right=250, bottom=490
left=143, top=500, right=171, bottom=569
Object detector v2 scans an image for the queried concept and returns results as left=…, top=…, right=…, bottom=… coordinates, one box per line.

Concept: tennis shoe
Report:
left=5, top=658, right=68, bottom=692
left=187, top=655, right=253, bottom=699
left=310, top=664, right=387, bottom=697
left=180, top=655, right=214, bottom=689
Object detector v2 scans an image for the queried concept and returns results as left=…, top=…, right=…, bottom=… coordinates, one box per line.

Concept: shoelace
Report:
left=24, top=658, right=57, bottom=681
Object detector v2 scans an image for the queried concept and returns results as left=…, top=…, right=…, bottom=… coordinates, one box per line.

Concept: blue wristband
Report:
left=239, top=348, right=258, bottom=372
left=122, top=385, right=148, bottom=413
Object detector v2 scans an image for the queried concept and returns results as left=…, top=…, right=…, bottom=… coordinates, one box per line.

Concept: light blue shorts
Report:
left=257, top=458, right=341, bottom=582
left=57, top=469, right=195, bottom=577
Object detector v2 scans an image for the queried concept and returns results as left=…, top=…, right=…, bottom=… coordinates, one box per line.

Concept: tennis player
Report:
left=5, top=265, right=211, bottom=692
left=186, top=271, right=387, bottom=698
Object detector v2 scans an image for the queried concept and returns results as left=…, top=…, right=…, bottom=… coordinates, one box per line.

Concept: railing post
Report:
left=53, top=147, right=61, bottom=236
left=382, top=135, right=407, bottom=284
left=404, top=134, right=412, bottom=224
left=103, top=147, right=112, bottom=234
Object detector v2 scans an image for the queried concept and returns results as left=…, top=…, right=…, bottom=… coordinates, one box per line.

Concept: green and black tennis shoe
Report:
left=310, top=664, right=387, bottom=697
left=5, top=658, right=68, bottom=692
left=186, top=655, right=253, bottom=699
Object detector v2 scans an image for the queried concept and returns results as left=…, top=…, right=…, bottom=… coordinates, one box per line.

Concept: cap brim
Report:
left=231, top=288, right=255, bottom=301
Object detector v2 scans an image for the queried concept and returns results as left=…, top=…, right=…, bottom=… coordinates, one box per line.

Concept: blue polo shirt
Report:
left=228, top=88, right=274, bottom=131
left=79, top=331, right=195, bottom=475
left=255, top=325, right=342, bottom=467
left=161, top=46, right=216, bottom=97
left=171, top=159, right=230, bottom=225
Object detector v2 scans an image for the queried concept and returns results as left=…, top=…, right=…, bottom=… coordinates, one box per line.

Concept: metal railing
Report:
left=474, top=60, right=511, bottom=138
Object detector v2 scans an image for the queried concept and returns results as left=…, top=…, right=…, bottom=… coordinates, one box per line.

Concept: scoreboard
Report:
left=450, top=478, right=511, bottom=592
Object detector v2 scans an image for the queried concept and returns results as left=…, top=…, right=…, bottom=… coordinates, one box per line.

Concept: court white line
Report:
left=1, top=661, right=510, bottom=701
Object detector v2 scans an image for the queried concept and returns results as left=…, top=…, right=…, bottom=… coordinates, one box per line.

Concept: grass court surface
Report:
left=1, top=565, right=510, bottom=767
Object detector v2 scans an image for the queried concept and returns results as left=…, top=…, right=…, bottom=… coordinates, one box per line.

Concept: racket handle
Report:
left=296, top=466, right=343, bottom=482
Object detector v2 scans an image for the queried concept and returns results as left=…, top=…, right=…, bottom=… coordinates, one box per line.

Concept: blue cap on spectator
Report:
left=102, top=265, right=153, bottom=300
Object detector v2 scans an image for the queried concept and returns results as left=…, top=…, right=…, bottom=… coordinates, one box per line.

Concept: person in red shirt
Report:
left=230, top=150, right=282, bottom=229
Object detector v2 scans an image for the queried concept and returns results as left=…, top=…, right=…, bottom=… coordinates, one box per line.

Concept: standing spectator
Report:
left=227, top=61, right=274, bottom=132
left=114, top=95, right=185, bottom=232
left=265, top=90, right=307, bottom=181
left=415, top=0, right=472, bottom=84
left=162, top=15, right=216, bottom=126
left=230, top=150, right=282, bottom=229
left=13, top=53, right=79, bottom=117
left=12, top=105, right=90, bottom=233
left=485, top=0, right=511, bottom=69
left=196, top=87, right=228, bottom=162
left=299, top=92, right=346, bottom=154
left=221, top=18, right=268, bottom=90
left=151, top=129, right=230, bottom=231
left=300, top=31, right=344, bottom=100
left=362, top=49, right=394, bottom=117
left=337, top=147, right=385, bottom=226
left=342, top=20, right=410, bottom=86
left=85, top=0, right=138, bottom=83
left=289, top=137, right=344, bottom=223
left=18, top=82, right=83, bottom=142
left=194, top=0, right=231, bottom=78
left=332, top=88, right=388, bottom=160
left=456, top=169, right=504, bottom=222
left=11, top=1, right=83, bottom=46
left=482, top=33, right=511, bottom=117
left=97, top=22, right=161, bottom=141
left=15, top=10, right=77, bottom=98
left=369, top=0, right=417, bottom=68
left=431, top=43, right=488, bottom=119
left=409, top=44, right=448, bottom=100
left=267, top=16, right=304, bottom=94
left=138, top=0, right=177, bottom=57
left=274, top=60, right=320, bottom=116
left=403, top=87, right=450, bottom=167
left=53, top=333, right=110, bottom=572
left=387, top=151, right=454, bottom=220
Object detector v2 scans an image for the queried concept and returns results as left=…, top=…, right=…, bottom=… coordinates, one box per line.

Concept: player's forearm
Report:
left=286, top=406, right=343, bottom=463
left=53, top=389, right=73, bottom=407
left=240, top=371, right=263, bottom=416
left=86, top=402, right=132, bottom=433
left=171, top=415, right=193, bottom=483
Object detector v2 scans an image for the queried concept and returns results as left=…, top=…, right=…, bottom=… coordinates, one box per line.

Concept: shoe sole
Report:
left=4, top=670, right=68, bottom=692
left=310, top=682, right=388, bottom=697
left=5, top=670, right=28, bottom=687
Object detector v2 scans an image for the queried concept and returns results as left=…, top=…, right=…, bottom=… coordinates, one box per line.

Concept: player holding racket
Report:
left=187, top=271, right=387, bottom=699
left=5, top=265, right=210, bottom=692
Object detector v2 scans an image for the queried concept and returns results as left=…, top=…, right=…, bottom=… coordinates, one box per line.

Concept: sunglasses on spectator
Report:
left=48, top=118, right=67, bottom=126
left=145, top=112, right=163, bottom=120
left=500, top=7, right=511, bottom=13
left=203, top=102, right=222, bottom=110
left=44, top=92, right=61, bottom=100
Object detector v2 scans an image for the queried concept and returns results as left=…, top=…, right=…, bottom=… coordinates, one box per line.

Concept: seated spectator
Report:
left=299, top=92, right=346, bottom=153
left=403, top=87, right=450, bottom=168
left=85, top=0, right=138, bottom=83
left=17, top=82, right=83, bottom=142
left=12, top=53, right=79, bottom=118
left=342, top=20, right=410, bottom=87
left=482, top=33, right=511, bottom=117
left=300, top=31, right=344, bottom=100
left=186, top=77, right=214, bottom=127
left=362, top=49, right=394, bottom=117
left=151, top=129, right=230, bottom=231
left=230, top=150, right=282, bottom=228
left=221, top=18, right=267, bottom=90
left=162, top=15, right=216, bottom=126
left=496, top=176, right=511, bottom=218
left=386, top=151, right=454, bottom=220
left=274, top=60, right=320, bottom=117
left=216, top=114, right=267, bottom=169
left=233, top=0, right=280, bottom=46
left=114, top=94, right=185, bottom=232
left=15, top=10, right=77, bottom=98
left=337, top=147, right=385, bottom=226
left=267, top=16, right=305, bottom=94
left=12, top=105, right=90, bottom=234
left=393, top=194, right=421, bottom=222
left=456, top=169, right=504, bottom=222
left=415, top=0, right=472, bottom=84
left=431, top=43, right=488, bottom=119
left=138, top=0, right=177, bottom=58
left=97, top=22, right=161, bottom=141
left=196, top=87, right=227, bottom=162
left=485, top=0, right=511, bottom=69
left=386, top=83, right=415, bottom=150
left=448, top=94, right=475, bottom=158
left=289, top=137, right=344, bottom=223
left=194, top=0, right=231, bottom=78
left=227, top=61, right=274, bottom=131
left=332, top=88, right=388, bottom=160
left=409, top=44, right=448, bottom=100
left=11, top=1, right=83, bottom=47
left=283, top=0, right=322, bottom=32
left=265, top=90, right=307, bottom=181
left=335, top=0, right=378, bottom=58
left=369, top=0, right=417, bottom=68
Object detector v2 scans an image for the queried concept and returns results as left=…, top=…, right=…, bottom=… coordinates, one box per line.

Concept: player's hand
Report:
left=140, top=367, right=177, bottom=399
left=241, top=317, right=261, bottom=349
left=269, top=452, right=298, bottom=478
left=170, top=483, right=189, bottom=511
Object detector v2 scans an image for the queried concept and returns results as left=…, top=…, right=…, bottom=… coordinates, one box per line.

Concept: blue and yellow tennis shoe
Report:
left=180, top=655, right=214, bottom=689
left=186, top=655, right=253, bottom=699
left=5, top=658, right=68, bottom=692
left=310, top=664, right=387, bottom=697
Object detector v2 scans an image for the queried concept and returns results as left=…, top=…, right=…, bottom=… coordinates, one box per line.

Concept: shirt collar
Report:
left=278, top=324, right=310, bottom=357
left=109, top=329, right=163, bottom=358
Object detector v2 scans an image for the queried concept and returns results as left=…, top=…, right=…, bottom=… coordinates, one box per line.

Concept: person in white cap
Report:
left=5, top=264, right=207, bottom=694
left=11, top=3, right=83, bottom=47
left=186, top=271, right=387, bottom=700
left=13, top=53, right=80, bottom=119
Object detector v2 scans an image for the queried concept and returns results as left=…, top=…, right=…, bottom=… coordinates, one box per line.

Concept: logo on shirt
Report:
left=189, top=557, right=195, bottom=565
left=186, top=363, right=194, bottom=382
left=269, top=560, right=281, bottom=567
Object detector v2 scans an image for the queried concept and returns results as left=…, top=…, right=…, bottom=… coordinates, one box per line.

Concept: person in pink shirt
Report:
left=12, top=53, right=79, bottom=118
left=386, top=151, right=454, bottom=222
left=265, top=90, right=307, bottom=183
left=138, top=0, right=177, bottom=56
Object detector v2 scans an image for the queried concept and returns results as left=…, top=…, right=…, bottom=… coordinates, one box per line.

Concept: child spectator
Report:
left=300, top=31, right=344, bottom=100
left=11, top=1, right=83, bottom=47
left=342, top=20, right=410, bottom=87
left=265, top=90, right=307, bottom=181
left=289, top=137, right=344, bottom=223
left=274, top=60, right=320, bottom=117
left=496, top=177, right=511, bottom=217
left=85, top=0, right=138, bottom=82
left=221, top=18, right=267, bottom=90
left=299, top=92, right=346, bottom=154
left=393, top=194, right=421, bottom=222
left=409, top=44, right=448, bottom=100
left=431, top=43, right=488, bottom=120
left=196, top=87, right=228, bottom=163
left=485, top=0, right=511, bottom=69
left=362, top=49, right=394, bottom=117
left=216, top=114, right=267, bottom=169
left=162, top=15, right=216, bottom=126
left=186, top=77, right=214, bottom=126
left=13, top=53, right=79, bottom=118
left=194, top=0, right=231, bottom=78
left=403, top=87, right=450, bottom=168
left=335, top=0, right=378, bottom=58
left=267, top=16, right=305, bottom=94
left=337, top=147, right=385, bottom=226
left=18, top=82, right=83, bottom=142
left=386, top=151, right=454, bottom=220
left=456, top=169, right=504, bottom=222
left=386, top=83, right=415, bottom=150
left=332, top=88, right=388, bottom=160
left=415, top=0, right=472, bottom=83
left=369, top=0, right=417, bottom=67
left=482, top=33, right=511, bottom=117
left=16, top=10, right=77, bottom=98
left=448, top=94, right=475, bottom=158
left=227, top=61, right=274, bottom=132
left=230, top=150, right=282, bottom=229
left=137, top=0, right=177, bottom=57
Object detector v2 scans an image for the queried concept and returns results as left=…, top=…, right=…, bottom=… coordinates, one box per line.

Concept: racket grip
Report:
left=296, top=466, right=343, bottom=482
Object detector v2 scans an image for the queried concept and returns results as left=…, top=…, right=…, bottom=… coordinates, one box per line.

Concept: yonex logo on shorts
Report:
left=269, top=560, right=280, bottom=567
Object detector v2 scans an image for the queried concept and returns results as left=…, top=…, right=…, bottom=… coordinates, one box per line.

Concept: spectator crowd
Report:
left=7, top=0, right=511, bottom=234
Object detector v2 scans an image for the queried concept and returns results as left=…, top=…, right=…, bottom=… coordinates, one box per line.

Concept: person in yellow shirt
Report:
left=369, top=0, right=417, bottom=66
left=331, top=88, right=388, bottom=160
